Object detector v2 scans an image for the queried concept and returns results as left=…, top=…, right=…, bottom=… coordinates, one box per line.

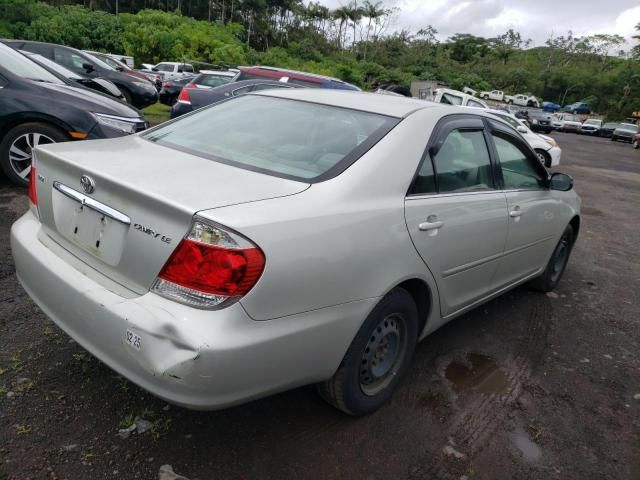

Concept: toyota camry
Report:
left=11, top=89, right=580, bottom=415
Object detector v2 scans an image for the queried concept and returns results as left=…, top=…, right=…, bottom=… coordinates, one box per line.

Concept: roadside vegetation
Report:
left=1, top=0, right=640, bottom=118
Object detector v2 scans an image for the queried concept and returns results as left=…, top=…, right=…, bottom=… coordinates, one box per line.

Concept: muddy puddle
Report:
left=444, top=353, right=509, bottom=395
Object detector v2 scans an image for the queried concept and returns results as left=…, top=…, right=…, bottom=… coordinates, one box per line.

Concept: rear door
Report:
left=405, top=116, right=509, bottom=316
left=487, top=121, right=560, bottom=288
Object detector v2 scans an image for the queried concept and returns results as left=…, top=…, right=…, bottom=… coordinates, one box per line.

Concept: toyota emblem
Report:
left=80, top=175, right=95, bottom=194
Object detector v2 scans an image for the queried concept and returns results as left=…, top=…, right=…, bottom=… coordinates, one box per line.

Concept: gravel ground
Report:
left=0, top=132, right=639, bottom=480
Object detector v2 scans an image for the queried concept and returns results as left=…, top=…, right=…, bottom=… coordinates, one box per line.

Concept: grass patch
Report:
left=142, top=103, right=171, bottom=126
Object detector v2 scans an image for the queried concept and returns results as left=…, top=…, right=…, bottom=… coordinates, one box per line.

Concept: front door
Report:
left=405, top=117, right=509, bottom=316
left=488, top=126, right=560, bottom=288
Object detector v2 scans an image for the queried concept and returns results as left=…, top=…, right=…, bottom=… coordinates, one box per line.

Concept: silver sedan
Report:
left=11, top=89, right=580, bottom=415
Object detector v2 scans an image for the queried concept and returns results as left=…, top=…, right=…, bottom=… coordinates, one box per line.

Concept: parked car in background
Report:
left=150, top=62, right=195, bottom=81
left=564, top=102, right=591, bottom=114
left=556, top=113, right=583, bottom=133
left=158, top=75, right=196, bottom=106
left=171, top=79, right=299, bottom=118
left=541, top=101, right=561, bottom=112
left=432, top=88, right=488, bottom=108
left=186, top=70, right=236, bottom=89
left=11, top=89, right=580, bottom=416
left=0, top=44, right=146, bottom=186
left=21, top=51, right=124, bottom=101
left=104, top=53, right=134, bottom=68
left=235, top=66, right=361, bottom=90
left=484, top=109, right=561, bottom=167
left=85, top=51, right=154, bottom=84
left=526, top=110, right=554, bottom=134
left=550, top=114, right=563, bottom=130
left=479, top=89, right=504, bottom=101
left=611, top=123, right=639, bottom=143
left=579, top=119, right=603, bottom=136
left=2, top=40, right=158, bottom=108
left=505, top=94, right=539, bottom=107
left=599, top=122, right=619, bottom=138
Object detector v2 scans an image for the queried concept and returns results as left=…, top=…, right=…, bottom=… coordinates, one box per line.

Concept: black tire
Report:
left=535, top=149, right=552, bottom=168
left=530, top=224, right=574, bottom=292
left=0, top=122, right=68, bottom=186
left=120, top=87, right=133, bottom=105
left=317, top=288, right=419, bottom=416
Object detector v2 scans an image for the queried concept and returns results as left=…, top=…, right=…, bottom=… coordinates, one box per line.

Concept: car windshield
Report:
left=24, top=51, right=81, bottom=80
left=81, top=51, right=117, bottom=71
left=143, top=95, right=396, bottom=181
left=604, top=123, right=619, bottom=129
left=564, top=115, right=580, bottom=122
left=94, top=54, right=123, bottom=70
left=584, top=119, right=601, bottom=126
left=619, top=123, right=639, bottom=132
left=0, top=45, right=65, bottom=84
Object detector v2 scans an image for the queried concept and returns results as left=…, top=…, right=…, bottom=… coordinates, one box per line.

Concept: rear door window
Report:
left=53, top=48, right=90, bottom=74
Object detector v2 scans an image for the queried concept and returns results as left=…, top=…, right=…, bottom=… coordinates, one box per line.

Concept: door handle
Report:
left=418, top=220, right=444, bottom=231
left=509, top=206, right=523, bottom=218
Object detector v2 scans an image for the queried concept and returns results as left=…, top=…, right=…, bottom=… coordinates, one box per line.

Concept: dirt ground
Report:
left=0, top=132, right=639, bottom=480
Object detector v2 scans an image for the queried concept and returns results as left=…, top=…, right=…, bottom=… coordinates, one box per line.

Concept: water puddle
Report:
left=512, top=425, right=542, bottom=462
left=444, top=353, right=509, bottom=395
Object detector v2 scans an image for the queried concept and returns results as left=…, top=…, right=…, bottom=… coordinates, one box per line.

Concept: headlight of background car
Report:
left=93, top=113, right=140, bottom=134
left=545, top=138, right=557, bottom=147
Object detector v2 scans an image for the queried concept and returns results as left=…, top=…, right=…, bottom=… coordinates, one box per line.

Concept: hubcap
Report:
left=359, top=313, right=407, bottom=396
left=551, top=233, right=570, bottom=282
left=8, top=133, right=55, bottom=180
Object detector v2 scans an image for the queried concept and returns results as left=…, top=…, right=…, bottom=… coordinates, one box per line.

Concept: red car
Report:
left=235, top=66, right=360, bottom=91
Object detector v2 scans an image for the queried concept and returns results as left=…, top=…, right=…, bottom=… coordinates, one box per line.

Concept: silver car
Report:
left=11, top=90, right=580, bottom=415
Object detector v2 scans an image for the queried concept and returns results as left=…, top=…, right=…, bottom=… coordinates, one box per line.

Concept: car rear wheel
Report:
left=530, top=224, right=574, bottom=292
left=317, top=287, right=418, bottom=416
left=0, top=123, right=68, bottom=186
left=535, top=149, right=552, bottom=168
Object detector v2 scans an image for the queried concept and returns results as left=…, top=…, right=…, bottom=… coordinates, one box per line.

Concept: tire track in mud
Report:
left=409, top=298, right=552, bottom=479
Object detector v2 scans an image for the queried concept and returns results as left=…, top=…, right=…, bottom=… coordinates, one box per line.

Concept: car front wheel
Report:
left=317, top=287, right=419, bottom=416
left=535, top=149, right=552, bottom=168
left=530, top=224, right=574, bottom=292
left=0, top=123, right=68, bottom=186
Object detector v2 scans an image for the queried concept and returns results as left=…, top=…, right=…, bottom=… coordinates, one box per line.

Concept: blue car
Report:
left=564, top=102, right=591, bottom=114
left=541, top=101, right=561, bottom=112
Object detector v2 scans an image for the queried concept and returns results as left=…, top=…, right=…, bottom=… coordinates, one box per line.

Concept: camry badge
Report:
left=80, top=175, right=95, bottom=194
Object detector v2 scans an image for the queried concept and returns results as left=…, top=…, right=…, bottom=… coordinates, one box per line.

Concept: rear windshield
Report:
left=143, top=95, right=397, bottom=182
left=194, top=73, right=233, bottom=88
left=619, top=123, right=639, bottom=132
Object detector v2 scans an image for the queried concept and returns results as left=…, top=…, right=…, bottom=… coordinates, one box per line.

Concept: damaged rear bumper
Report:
left=11, top=211, right=376, bottom=409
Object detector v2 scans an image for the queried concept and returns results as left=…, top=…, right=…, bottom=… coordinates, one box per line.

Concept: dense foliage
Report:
left=1, top=0, right=639, bottom=119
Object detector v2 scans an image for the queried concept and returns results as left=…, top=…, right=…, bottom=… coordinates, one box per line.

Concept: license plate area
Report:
left=52, top=184, right=129, bottom=266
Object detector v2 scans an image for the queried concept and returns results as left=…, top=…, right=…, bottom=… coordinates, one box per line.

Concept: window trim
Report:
left=484, top=119, right=550, bottom=191
left=407, top=114, right=502, bottom=197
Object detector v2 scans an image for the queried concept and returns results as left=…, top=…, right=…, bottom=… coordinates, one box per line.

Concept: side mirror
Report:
left=549, top=172, right=573, bottom=191
left=152, top=67, right=158, bottom=72
left=82, top=63, right=94, bottom=73
left=517, top=126, right=528, bottom=134
left=116, top=65, right=124, bottom=72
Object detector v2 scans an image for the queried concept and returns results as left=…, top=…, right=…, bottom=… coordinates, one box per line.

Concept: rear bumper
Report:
left=11, top=211, right=374, bottom=409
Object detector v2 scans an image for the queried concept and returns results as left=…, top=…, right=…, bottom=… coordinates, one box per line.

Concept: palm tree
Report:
left=332, top=5, right=350, bottom=49
left=362, top=0, right=384, bottom=58
left=345, top=1, right=363, bottom=50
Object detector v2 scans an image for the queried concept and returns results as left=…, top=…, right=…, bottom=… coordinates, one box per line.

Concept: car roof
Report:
left=198, top=70, right=236, bottom=76
left=157, top=61, right=193, bottom=65
left=253, top=88, right=464, bottom=118
left=239, top=65, right=354, bottom=86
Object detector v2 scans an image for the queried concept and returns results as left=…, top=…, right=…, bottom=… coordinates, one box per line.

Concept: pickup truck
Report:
left=149, top=62, right=195, bottom=81
left=432, top=88, right=488, bottom=108
left=505, top=94, right=539, bottom=108
left=479, top=90, right=504, bottom=101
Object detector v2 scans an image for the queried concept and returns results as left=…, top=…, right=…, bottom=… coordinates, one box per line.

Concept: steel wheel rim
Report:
left=9, top=133, right=55, bottom=180
left=359, top=313, right=407, bottom=396
left=551, top=233, right=570, bottom=282
left=536, top=151, right=546, bottom=162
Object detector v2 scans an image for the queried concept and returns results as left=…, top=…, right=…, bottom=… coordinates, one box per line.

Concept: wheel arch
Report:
left=0, top=113, right=73, bottom=143
left=391, top=278, right=434, bottom=339
left=569, top=215, right=580, bottom=243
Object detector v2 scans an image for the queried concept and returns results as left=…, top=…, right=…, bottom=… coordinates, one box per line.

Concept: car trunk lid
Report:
left=33, top=135, right=309, bottom=294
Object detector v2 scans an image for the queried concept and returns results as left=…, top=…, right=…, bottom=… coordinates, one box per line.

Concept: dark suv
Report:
left=526, top=110, right=553, bottom=134
left=2, top=40, right=158, bottom=108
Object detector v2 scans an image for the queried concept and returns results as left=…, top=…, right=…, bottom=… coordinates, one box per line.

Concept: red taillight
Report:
left=177, top=88, right=191, bottom=104
left=159, top=240, right=264, bottom=297
left=184, top=82, right=196, bottom=89
left=153, top=220, right=265, bottom=309
left=28, top=165, right=38, bottom=206
left=163, top=82, right=172, bottom=88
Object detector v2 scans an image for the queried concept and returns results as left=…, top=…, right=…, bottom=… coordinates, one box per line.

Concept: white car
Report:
left=432, top=88, right=488, bottom=108
left=479, top=90, right=505, bottom=102
left=151, top=62, right=195, bottom=81
left=555, top=113, right=582, bottom=133
left=505, top=94, right=539, bottom=108
left=483, top=109, right=561, bottom=167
